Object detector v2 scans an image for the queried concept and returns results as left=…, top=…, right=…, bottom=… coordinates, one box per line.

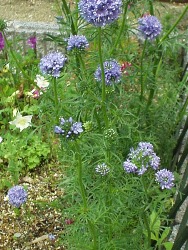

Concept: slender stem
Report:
left=75, top=141, right=87, bottom=209
left=148, top=0, right=154, bottom=16
left=146, top=55, right=162, bottom=109
left=110, top=2, right=129, bottom=55
left=62, top=0, right=77, bottom=35
left=53, top=77, right=59, bottom=123
left=143, top=212, right=151, bottom=248
left=160, top=5, right=188, bottom=44
left=98, top=27, right=108, bottom=128
left=140, top=39, right=147, bottom=103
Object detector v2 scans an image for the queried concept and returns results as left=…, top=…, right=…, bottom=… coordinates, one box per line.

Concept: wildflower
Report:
left=78, top=0, right=122, bottom=27
left=27, top=88, right=40, bottom=99
left=39, top=51, right=67, bottom=78
left=48, top=234, right=56, bottom=241
left=155, top=169, right=174, bottom=189
left=9, top=111, right=32, bottom=132
left=95, top=163, right=110, bottom=176
left=71, top=122, right=83, bottom=134
left=138, top=15, right=162, bottom=41
left=7, top=185, right=27, bottom=207
left=95, top=60, right=122, bottom=85
left=27, top=36, right=37, bottom=49
left=54, top=117, right=83, bottom=139
left=121, top=62, right=132, bottom=75
left=0, top=32, right=4, bottom=50
left=34, top=74, right=50, bottom=89
left=123, top=142, right=160, bottom=174
left=123, top=160, right=138, bottom=173
left=0, top=136, right=3, bottom=143
left=67, top=35, right=89, bottom=51
left=65, top=218, right=74, bottom=225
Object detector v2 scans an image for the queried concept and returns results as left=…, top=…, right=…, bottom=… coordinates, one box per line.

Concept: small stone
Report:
left=14, top=232, right=22, bottom=238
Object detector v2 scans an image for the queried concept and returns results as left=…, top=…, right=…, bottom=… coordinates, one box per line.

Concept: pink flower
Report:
left=0, top=32, right=5, bottom=51
left=65, top=218, right=74, bottom=225
left=121, top=62, right=132, bottom=75
left=27, top=36, right=37, bottom=49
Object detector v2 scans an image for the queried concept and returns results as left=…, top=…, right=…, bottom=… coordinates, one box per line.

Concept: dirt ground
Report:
left=0, top=0, right=60, bottom=23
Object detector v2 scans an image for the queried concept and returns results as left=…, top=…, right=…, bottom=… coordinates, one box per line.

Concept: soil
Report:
left=0, top=0, right=60, bottom=23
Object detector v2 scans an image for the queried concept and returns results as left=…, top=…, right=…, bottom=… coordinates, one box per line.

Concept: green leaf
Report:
left=160, top=227, right=171, bottom=243
left=162, top=241, right=173, bottom=250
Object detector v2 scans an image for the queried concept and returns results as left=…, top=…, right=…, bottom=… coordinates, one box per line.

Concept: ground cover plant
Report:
left=0, top=0, right=188, bottom=249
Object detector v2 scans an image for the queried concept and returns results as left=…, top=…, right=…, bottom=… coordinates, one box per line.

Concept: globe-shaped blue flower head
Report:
left=78, top=0, right=122, bottom=27
left=67, top=35, right=89, bottom=51
left=8, top=185, right=27, bottom=208
left=95, top=60, right=122, bottom=85
left=155, top=169, right=174, bottom=189
left=138, top=15, right=162, bottom=41
left=39, top=51, right=67, bottom=78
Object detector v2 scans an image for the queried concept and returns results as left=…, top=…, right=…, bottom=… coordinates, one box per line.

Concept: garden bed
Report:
left=0, top=0, right=188, bottom=249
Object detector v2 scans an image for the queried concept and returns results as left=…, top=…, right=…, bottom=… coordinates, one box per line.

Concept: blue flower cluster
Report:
left=95, top=163, right=110, bottom=176
left=123, top=142, right=160, bottom=175
left=8, top=185, right=27, bottom=207
left=67, top=35, right=89, bottom=51
left=78, top=0, right=122, bottom=27
left=95, top=60, right=122, bottom=85
left=54, top=117, right=83, bottom=139
left=39, top=51, right=67, bottom=78
left=155, top=169, right=174, bottom=189
left=138, top=15, right=162, bottom=41
left=123, top=142, right=175, bottom=189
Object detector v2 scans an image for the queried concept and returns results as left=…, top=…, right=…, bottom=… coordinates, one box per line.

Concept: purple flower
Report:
left=27, top=36, right=37, bottom=49
left=0, top=32, right=5, bottom=50
left=138, top=15, right=162, bottom=41
left=155, top=169, right=174, bottom=189
left=54, top=126, right=64, bottom=134
left=78, top=0, right=122, bottom=27
left=67, top=35, right=89, bottom=51
left=54, top=117, right=83, bottom=139
left=95, top=163, right=110, bottom=176
left=7, top=185, right=27, bottom=207
left=149, top=153, right=160, bottom=170
left=95, top=60, right=122, bottom=85
left=123, top=160, right=138, bottom=173
left=123, top=142, right=160, bottom=174
left=48, top=233, right=56, bottom=241
left=39, top=51, right=67, bottom=78
left=71, top=122, right=83, bottom=134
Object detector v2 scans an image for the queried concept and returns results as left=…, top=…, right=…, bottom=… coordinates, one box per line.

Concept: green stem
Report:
left=140, top=39, right=147, bottom=103
left=110, top=2, right=129, bottom=55
left=160, top=5, right=188, bottom=44
left=146, top=55, right=162, bottom=109
left=148, top=0, right=154, bottom=16
left=62, top=0, right=77, bottom=35
left=75, top=141, right=87, bottom=209
left=143, top=212, right=151, bottom=248
left=53, top=77, right=59, bottom=123
left=98, top=27, right=108, bottom=128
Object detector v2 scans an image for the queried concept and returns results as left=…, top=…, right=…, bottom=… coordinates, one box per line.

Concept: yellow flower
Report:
left=9, top=112, right=33, bottom=132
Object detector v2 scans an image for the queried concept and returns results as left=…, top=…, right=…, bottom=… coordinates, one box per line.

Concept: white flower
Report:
left=9, top=112, right=33, bottom=132
left=34, top=75, right=50, bottom=89
left=0, top=136, right=3, bottom=143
